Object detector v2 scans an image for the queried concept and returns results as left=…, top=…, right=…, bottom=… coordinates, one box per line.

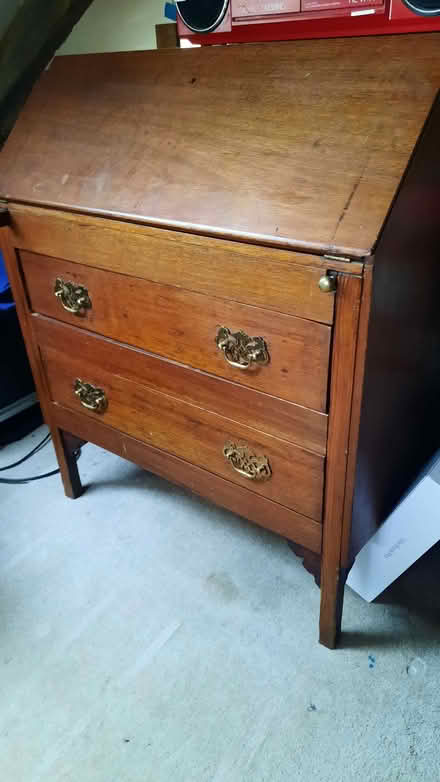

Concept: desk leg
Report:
left=56, top=429, right=85, bottom=499
left=319, top=273, right=362, bottom=649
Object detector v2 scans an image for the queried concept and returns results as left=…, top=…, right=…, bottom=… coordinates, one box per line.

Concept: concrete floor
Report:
left=1, top=425, right=439, bottom=782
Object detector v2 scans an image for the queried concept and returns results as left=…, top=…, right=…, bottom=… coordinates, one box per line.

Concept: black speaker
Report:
left=176, top=0, right=229, bottom=32
left=402, top=0, right=440, bottom=14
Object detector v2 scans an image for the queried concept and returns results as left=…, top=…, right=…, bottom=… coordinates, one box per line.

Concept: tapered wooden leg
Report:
left=319, top=566, right=348, bottom=649
left=0, top=228, right=85, bottom=499
left=54, top=429, right=85, bottom=499
left=287, top=539, right=347, bottom=648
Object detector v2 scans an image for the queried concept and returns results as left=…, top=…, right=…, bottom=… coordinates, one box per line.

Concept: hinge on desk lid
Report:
left=323, top=253, right=352, bottom=264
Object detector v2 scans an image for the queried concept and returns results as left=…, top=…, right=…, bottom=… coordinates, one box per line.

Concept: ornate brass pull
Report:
left=215, top=327, right=269, bottom=370
left=223, top=441, right=272, bottom=482
left=74, top=379, right=107, bottom=412
left=54, top=277, right=92, bottom=314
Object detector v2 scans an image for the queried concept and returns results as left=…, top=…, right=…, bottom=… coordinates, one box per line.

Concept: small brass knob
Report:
left=318, top=273, right=337, bottom=293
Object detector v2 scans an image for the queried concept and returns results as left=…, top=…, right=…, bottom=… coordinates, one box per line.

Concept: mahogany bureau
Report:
left=1, top=34, right=439, bottom=647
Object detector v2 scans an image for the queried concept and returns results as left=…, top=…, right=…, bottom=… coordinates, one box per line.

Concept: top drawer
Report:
left=21, top=251, right=331, bottom=412
left=9, top=205, right=337, bottom=324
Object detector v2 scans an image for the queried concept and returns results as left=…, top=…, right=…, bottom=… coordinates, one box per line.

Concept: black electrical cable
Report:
left=0, top=437, right=81, bottom=484
left=0, top=432, right=51, bottom=471
left=0, top=467, right=61, bottom=484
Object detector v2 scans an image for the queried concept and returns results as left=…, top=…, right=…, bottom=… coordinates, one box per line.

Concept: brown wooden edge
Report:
left=340, top=262, right=374, bottom=567
left=51, top=402, right=323, bottom=554
left=7, top=203, right=365, bottom=277
left=319, top=271, right=362, bottom=648
left=0, top=213, right=84, bottom=498
left=155, top=23, right=179, bottom=50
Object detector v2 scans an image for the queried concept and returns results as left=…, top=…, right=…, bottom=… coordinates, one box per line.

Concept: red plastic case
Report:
left=177, top=0, right=440, bottom=44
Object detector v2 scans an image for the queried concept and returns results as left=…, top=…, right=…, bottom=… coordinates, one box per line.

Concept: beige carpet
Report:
left=1, top=426, right=439, bottom=782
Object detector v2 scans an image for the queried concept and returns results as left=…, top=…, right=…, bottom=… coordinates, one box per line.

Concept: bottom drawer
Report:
left=51, top=404, right=323, bottom=554
left=40, top=342, right=324, bottom=521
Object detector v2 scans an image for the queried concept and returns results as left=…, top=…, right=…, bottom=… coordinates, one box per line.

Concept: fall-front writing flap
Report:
left=1, top=34, right=439, bottom=257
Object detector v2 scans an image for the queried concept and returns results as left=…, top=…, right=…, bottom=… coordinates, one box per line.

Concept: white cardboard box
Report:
left=347, top=451, right=440, bottom=602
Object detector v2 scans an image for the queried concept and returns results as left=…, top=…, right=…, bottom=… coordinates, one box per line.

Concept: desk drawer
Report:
left=40, top=340, right=325, bottom=521
left=10, top=205, right=339, bottom=324
left=50, top=403, right=323, bottom=554
left=22, top=251, right=331, bottom=412
left=33, top=316, right=328, bottom=455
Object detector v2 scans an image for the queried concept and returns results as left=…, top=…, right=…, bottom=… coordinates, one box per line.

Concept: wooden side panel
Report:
left=33, top=315, right=328, bottom=454
left=51, top=403, right=323, bottom=554
left=21, top=251, right=332, bottom=412
left=0, top=225, right=82, bottom=498
left=9, top=204, right=339, bottom=323
left=351, top=94, right=440, bottom=558
left=319, top=273, right=362, bottom=648
left=41, top=342, right=325, bottom=520
left=155, top=23, right=178, bottom=49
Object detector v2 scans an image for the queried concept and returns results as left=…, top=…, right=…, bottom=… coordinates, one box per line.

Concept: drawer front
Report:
left=51, top=403, right=323, bottom=554
left=22, top=252, right=331, bottom=412
left=40, top=343, right=325, bottom=521
left=10, top=205, right=340, bottom=323
left=34, top=316, right=328, bottom=455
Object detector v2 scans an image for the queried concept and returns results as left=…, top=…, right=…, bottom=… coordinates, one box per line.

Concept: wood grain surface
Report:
left=22, top=251, right=331, bottom=411
left=155, top=22, right=178, bottom=49
left=2, top=34, right=440, bottom=255
left=9, top=204, right=343, bottom=323
left=41, top=342, right=325, bottom=520
left=0, top=225, right=82, bottom=498
left=319, top=273, right=362, bottom=648
left=51, top=403, right=323, bottom=553
left=33, top=315, right=328, bottom=454
left=340, top=263, right=373, bottom=568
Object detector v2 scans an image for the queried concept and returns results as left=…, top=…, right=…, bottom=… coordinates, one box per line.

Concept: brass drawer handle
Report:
left=215, top=327, right=269, bottom=370
left=54, top=277, right=92, bottom=314
left=223, top=441, right=272, bottom=482
left=74, top=379, right=107, bottom=412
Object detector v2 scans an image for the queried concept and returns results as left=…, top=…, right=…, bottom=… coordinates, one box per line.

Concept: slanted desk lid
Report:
left=1, top=34, right=439, bottom=258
